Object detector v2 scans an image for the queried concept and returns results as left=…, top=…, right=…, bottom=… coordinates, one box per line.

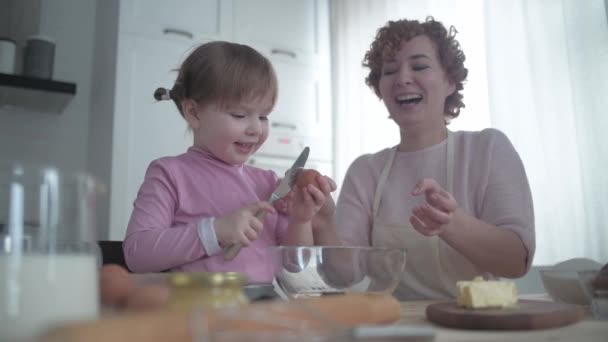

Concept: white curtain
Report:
left=330, top=0, right=608, bottom=265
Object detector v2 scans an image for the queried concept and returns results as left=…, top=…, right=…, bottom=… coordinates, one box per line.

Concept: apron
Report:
left=371, top=131, right=478, bottom=299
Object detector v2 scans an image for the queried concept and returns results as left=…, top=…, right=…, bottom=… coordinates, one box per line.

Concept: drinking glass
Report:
left=0, top=162, right=102, bottom=341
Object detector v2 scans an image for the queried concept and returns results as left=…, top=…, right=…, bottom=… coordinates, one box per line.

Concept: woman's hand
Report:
left=214, top=202, right=275, bottom=247
left=312, top=176, right=337, bottom=231
left=410, top=178, right=458, bottom=236
left=288, top=182, right=327, bottom=224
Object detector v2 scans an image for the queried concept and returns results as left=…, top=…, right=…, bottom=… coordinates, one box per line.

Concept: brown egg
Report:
left=125, top=285, right=170, bottom=312
left=295, top=169, right=322, bottom=189
left=99, top=264, right=133, bottom=308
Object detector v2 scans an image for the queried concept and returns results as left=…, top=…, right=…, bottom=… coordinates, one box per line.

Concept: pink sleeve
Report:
left=335, top=156, right=377, bottom=246
left=123, top=160, right=208, bottom=272
left=480, top=129, right=536, bottom=270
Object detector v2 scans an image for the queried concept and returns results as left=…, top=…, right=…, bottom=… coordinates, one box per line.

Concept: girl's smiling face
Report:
left=185, top=91, right=273, bottom=165
left=378, top=35, right=456, bottom=130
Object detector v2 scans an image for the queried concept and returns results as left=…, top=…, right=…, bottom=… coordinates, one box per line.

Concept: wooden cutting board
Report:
left=426, top=300, right=585, bottom=330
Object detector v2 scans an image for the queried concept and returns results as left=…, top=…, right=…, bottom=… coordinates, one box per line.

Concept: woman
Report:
left=315, top=17, right=535, bottom=300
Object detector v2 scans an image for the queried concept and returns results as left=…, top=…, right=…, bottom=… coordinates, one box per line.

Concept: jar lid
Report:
left=169, top=272, right=247, bottom=288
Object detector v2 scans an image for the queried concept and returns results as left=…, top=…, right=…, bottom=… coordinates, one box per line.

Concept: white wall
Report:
left=0, top=0, right=97, bottom=228
left=0, top=0, right=14, bottom=37
left=0, top=0, right=96, bottom=170
left=87, top=0, right=119, bottom=240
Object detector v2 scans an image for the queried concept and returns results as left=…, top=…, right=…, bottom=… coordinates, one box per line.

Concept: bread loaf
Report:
left=42, top=293, right=400, bottom=342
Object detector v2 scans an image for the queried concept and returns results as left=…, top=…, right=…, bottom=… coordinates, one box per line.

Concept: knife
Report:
left=223, top=147, right=310, bottom=261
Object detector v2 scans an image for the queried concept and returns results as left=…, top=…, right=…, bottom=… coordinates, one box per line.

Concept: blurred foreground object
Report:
left=167, top=272, right=249, bottom=311
left=42, top=293, right=401, bottom=342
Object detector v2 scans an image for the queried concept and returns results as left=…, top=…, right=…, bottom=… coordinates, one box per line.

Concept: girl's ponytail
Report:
left=153, top=83, right=186, bottom=116
left=153, top=87, right=171, bottom=101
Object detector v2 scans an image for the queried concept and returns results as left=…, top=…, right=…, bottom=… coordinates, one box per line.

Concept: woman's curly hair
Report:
left=363, top=17, right=468, bottom=121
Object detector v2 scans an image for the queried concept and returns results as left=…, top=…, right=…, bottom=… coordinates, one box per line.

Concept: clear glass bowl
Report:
left=271, top=246, right=406, bottom=299
left=538, top=258, right=602, bottom=305
left=578, top=270, right=608, bottom=319
left=540, top=269, right=591, bottom=305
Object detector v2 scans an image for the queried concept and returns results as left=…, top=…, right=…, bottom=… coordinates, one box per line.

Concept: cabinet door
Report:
left=253, top=50, right=332, bottom=162
left=233, top=0, right=319, bottom=65
left=119, top=0, right=231, bottom=41
left=272, top=60, right=319, bottom=139
left=110, top=35, right=203, bottom=236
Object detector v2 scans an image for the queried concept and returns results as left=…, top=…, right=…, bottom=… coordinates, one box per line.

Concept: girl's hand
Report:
left=214, top=202, right=275, bottom=247
left=410, top=178, right=458, bottom=236
left=273, top=176, right=290, bottom=215
left=288, top=174, right=335, bottom=225
left=274, top=175, right=336, bottom=211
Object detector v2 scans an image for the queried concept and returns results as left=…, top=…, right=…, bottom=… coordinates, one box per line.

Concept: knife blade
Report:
left=223, top=147, right=310, bottom=261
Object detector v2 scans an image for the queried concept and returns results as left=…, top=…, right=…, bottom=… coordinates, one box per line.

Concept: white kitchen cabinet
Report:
left=108, top=35, right=201, bottom=238
left=119, top=0, right=232, bottom=41
left=254, top=52, right=333, bottom=162
left=232, top=0, right=318, bottom=66
left=234, top=0, right=333, bottom=163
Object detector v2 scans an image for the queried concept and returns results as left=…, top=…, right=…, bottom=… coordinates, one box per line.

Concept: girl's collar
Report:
left=187, top=146, right=245, bottom=170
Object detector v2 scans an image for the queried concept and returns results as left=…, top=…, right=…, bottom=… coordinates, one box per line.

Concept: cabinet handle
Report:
left=271, top=48, right=297, bottom=59
left=272, top=122, right=297, bottom=130
left=163, top=28, right=193, bottom=39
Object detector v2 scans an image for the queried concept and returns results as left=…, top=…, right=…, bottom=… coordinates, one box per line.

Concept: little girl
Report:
left=123, top=41, right=334, bottom=283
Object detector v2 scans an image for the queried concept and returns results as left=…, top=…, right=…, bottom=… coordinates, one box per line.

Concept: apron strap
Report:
left=437, top=130, right=457, bottom=292
left=373, top=132, right=454, bottom=217
left=372, top=147, right=397, bottom=218
left=446, top=131, right=454, bottom=193
left=371, top=131, right=460, bottom=297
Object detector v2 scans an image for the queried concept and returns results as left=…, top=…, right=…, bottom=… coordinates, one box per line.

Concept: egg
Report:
left=99, top=264, right=133, bottom=308
left=295, top=169, right=322, bottom=189
left=125, top=285, right=170, bottom=312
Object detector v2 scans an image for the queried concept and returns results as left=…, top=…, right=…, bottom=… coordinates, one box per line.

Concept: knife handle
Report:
left=223, top=209, right=267, bottom=261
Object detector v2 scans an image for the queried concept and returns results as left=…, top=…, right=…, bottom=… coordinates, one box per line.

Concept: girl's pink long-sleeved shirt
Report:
left=123, top=147, right=287, bottom=284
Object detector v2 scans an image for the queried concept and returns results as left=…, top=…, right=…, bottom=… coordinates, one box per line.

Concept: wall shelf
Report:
left=0, top=73, right=77, bottom=113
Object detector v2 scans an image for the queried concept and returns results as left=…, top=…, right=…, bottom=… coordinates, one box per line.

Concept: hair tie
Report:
left=153, top=87, right=172, bottom=101
left=160, top=89, right=171, bottom=101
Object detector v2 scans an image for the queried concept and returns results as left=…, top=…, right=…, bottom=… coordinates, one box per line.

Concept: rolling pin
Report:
left=42, top=294, right=401, bottom=342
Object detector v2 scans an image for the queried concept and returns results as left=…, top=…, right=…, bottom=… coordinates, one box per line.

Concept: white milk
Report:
left=0, top=254, right=99, bottom=341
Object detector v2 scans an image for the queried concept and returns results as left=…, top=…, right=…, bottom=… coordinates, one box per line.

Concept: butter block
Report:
left=456, top=276, right=518, bottom=309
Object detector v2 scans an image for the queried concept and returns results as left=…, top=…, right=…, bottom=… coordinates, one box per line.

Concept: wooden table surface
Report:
left=126, top=275, right=607, bottom=341
left=398, top=295, right=607, bottom=341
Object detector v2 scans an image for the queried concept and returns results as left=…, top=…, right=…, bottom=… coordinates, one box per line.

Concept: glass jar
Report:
left=168, top=272, right=249, bottom=311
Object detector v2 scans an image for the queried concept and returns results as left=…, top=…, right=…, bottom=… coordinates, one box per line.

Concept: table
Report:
left=398, top=295, right=607, bottom=341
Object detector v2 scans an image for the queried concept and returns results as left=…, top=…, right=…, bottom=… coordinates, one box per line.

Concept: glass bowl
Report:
left=539, top=258, right=602, bottom=305
left=540, top=269, right=591, bottom=305
left=271, top=246, right=406, bottom=299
